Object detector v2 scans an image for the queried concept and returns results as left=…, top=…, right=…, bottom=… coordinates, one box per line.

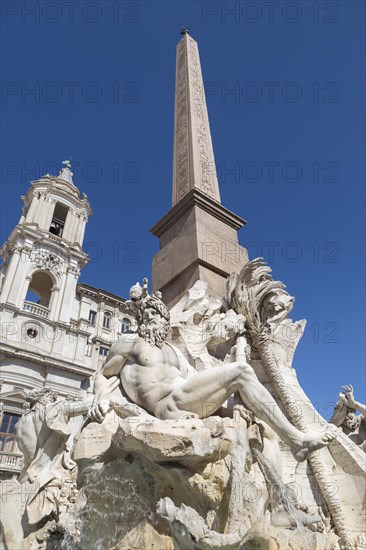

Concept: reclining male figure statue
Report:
left=91, top=292, right=335, bottom=462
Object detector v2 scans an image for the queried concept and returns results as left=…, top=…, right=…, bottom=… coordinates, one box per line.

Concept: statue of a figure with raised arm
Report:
left=14, top=388, right=93, bottom=525
left=91, top=281, right=335, bottom=462
left=330, top=384, right=366, bottom=451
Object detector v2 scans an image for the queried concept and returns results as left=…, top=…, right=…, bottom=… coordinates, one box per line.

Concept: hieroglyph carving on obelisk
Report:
left=172, top=32, right=221, bottom=206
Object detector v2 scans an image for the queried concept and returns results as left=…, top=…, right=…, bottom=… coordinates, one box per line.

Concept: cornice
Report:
left=150, top=188, right=246, bottom=238
left=0, top=343, right=94, bottom=377
left=77, top=283, right=127, bottom=305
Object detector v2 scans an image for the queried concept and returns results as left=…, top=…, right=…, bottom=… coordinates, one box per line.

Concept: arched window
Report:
left=49, top=202, right=68, bottom=237
left=25, top=271, right=53, bottom=307
left=121, top=318, right=131, bottom=334
left=25, top=289, right=40, bottom=303
left=103, top=311, right=111, bottom=329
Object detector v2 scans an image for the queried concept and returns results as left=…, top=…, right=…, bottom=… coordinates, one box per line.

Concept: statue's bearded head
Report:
left=26, top=387, right=58, bottom=407
left=342, top=411, right=361, bottom=432
left=261, top=290, right=294, bottom=325
left=137, top=297, right=170, bottom=348
left=330, top=399, right=361, bottom=433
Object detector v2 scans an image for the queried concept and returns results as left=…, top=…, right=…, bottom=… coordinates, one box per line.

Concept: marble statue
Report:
left=90, top=280, right=335, bottom=462
left=2, top=271, right=365, bottom=550
left=224, top=259, right=366, bottom=550
left=14, top=388, right=92, bottom=525
left=2, top=29, right=366, bottom=548
left=330, top=384, right=366, bottom=451
left=123, top=277, right=148, bottom=317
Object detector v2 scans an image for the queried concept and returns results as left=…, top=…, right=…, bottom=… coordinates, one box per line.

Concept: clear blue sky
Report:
left=1, top=1, right=365, bottom=415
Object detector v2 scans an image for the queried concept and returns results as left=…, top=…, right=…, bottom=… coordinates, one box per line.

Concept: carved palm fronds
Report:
left=227, top=260, right=303, bottom=424
left=226, top=258, right=287, bottom=340
left=227, top=258, right=353, bottom=550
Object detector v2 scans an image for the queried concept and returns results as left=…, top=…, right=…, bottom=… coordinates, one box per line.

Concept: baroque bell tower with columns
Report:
left=0, top=161, right=95, bottom=402
left=0, top=161, right=91, bottom=324
left=0, top=162, right=136, bottom=478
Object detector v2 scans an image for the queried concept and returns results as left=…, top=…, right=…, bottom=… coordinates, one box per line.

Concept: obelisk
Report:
left=150, top=30, right=248, bottom=308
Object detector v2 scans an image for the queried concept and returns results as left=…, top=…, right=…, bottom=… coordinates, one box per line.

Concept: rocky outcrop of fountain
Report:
left=1, top=264, right=365, bottom=550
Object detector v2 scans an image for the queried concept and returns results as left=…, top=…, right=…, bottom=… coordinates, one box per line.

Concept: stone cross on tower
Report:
left=151, top=32, right=248, bottom=309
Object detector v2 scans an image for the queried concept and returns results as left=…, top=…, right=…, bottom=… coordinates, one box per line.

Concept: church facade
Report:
left=0, top=164, right=135, bottom=479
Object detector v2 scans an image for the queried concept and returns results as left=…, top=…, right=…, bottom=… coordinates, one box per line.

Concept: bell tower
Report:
left=0, top=161, right=92, bottom=324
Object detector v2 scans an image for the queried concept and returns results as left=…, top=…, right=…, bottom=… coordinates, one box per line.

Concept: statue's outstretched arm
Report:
left=64, top=396, right=94, bottom=418
left=342, top=384, right=366, bottom=417
left=101, top=334, right=138, bottom=377
left=355, top=402, right=366, bottom=417
left=102, top=354, right=126, bottom=377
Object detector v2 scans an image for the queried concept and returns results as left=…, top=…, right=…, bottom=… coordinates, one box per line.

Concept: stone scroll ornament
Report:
left=225, top=258, right=354, bottom=550
left=31, top=250, right=64, bottom=279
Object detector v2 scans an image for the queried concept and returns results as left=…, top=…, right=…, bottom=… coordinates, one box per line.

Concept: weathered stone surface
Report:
left=330, top=384, right=366, bottom=452
left=8, top=269, right=366, bottom=550
left=110, top=519, right=174, bottom=550
left=0, top=479, right=26, bottom=550
left=225, top=258, right=366, bottom=548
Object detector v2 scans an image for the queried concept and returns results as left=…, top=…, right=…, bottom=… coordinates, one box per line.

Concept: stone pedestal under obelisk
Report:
left=151, top=31, right=248, bottom=309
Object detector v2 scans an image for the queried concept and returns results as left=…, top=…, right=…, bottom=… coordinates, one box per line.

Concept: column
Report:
left=25, top=194, right=40, bottom=223
left=0, top=247, right=22, bottom=303
left=58, top=266, right=79, bottom=324
left=40, top=198, right=56, bottom=232
left=62, top=210, right=77, bottom=242
left=75, top=215, right=87, bottom=247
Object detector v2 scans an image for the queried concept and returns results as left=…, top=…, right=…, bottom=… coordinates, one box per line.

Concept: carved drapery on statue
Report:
left=14, top=389, right=92, bottom=526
